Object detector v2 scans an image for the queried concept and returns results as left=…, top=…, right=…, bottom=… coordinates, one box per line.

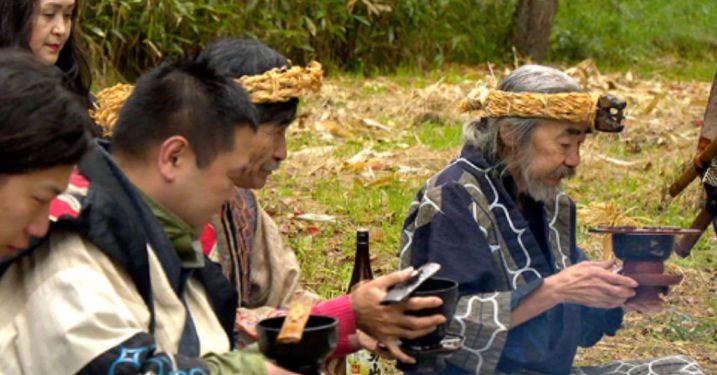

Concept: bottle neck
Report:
left=349, top=238, right=373, bottom=290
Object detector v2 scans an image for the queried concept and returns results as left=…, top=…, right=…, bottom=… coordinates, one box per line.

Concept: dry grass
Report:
left=256, top=61, right=716, bottom=372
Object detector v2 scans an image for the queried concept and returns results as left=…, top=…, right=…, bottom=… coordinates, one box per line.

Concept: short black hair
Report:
left=111, top=56, right=258, bottom=168
left=0, top=49, right=90, bottom=175
left=0, top=0, right=92, bottom=108
left=199, top=38, right=298, bottom=127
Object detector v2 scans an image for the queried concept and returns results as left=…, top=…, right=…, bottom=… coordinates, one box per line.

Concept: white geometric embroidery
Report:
left=399, top=228, right=414, bottom=268
left=66, top=182, right=88, bottom=196
left=570, top=355, right=704, bottom=375
left=419, top=195, right=442, bottom=213
left=470, top=202, right=489, bottom=238
left=457, top=157, right=541, bottom=288
left=453, top=293, right=509, bottom=374
left=401, top=157, right=704, bottom=375
left=549, top=191, right=571, bottom=270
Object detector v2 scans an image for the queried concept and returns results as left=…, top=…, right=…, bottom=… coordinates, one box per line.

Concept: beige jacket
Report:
left=0, top=230, right=231, bottom=375
left=246, top=203, right=302, bottom=309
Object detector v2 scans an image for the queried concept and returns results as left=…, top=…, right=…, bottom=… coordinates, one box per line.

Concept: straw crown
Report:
left=238, top=61, right=323, bottom=104
left=459, top=88, right=600, bottom=129
left=90, top=61, right=324, bottom=136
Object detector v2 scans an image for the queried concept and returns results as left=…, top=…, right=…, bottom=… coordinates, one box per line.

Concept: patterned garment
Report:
left=570, top=355, right=704, bottom=375
left=202, top=187, right=304, bottom=347
left=493, top=355, right=705, bottom=374
left=214, top=187, right=258, bottom=306
left=204, top=187, right=304, bottom=310
left=399, top=145, right=702, bottom=375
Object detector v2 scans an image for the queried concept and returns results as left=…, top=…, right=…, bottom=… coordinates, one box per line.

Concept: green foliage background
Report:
left=80, top=0, right=717, bottom=83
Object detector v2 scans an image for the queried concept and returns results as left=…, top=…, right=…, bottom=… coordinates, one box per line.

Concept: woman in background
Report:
left=0, top=0, right=92, bottom=108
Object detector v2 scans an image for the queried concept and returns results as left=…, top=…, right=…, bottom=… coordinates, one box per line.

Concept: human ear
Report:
left=157, top=136, right=191, bottom=182
left=498, top=125, right=514, bottom=148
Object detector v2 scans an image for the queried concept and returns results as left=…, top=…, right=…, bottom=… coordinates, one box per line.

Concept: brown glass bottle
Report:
left=348, top=229, right=374, bottom=291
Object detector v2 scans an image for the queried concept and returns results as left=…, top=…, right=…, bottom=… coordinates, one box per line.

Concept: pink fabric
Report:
left=49, top=196, right=80, bottom=219
left=200, top=223, right=216, bottom=256
left=49, top=168, right=87, bottom=220
left=312, top=295, right=357, bottom=357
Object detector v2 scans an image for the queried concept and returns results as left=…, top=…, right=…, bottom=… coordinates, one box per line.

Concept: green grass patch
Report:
left=411, top=121, right=464, bottom=149
left=550, top=0, right=717, bottom=81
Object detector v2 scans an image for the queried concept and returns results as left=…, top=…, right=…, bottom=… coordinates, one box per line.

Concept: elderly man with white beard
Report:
left=398, top=65, right=705, bottom=375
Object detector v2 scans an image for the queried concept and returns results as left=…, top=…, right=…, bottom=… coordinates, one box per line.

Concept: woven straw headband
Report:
left=91, top=61, right=323, bottom=136
left=459, top=88, right=626, bottom=133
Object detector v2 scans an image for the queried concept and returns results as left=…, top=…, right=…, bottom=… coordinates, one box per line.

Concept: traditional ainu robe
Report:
left=203, top=188, right=357, bottom=358
left=207, top=188, right=302, bottom=311
left=400, top=145, right=704, bottom=375
left=569, top=355, right=704, bottom=375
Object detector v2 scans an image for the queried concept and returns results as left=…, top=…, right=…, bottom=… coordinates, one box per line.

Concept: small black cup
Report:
left=400, top=277, right=459, bottom=350
left=256, top=315, right=338, bottom=375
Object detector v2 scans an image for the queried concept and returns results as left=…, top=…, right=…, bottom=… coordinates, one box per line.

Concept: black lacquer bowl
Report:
left=256, top=315, right=338, bottom=375
left=589, top=226, right=698, bottom=261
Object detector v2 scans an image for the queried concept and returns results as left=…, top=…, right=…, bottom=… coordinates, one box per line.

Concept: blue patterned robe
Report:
left=399, top=145, right=623, bottom=374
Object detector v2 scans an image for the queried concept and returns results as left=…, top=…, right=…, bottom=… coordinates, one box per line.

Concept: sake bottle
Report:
left=346, top=229, right=383, bottom=375
left=348, top=229, right=373, bottom=291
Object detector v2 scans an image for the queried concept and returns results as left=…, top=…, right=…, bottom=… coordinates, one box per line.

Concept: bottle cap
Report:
left=357, top=228, right=369, bottom=241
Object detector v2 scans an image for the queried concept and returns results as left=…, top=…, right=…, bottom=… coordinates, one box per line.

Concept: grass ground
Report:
left=550, top=0, right=717, bottom=82
left=256, top=61, right=717, bottom=372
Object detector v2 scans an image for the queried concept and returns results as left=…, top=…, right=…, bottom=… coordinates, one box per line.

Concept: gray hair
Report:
left=463, top=65, right=583, bottom=160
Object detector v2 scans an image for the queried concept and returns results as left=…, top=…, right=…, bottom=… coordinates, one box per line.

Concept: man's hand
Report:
left=349, top=268, right=446, bottom=364
left=547, top=259, right=638, bottom=309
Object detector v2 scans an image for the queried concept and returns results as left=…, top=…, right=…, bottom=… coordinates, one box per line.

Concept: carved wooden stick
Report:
left=276, top=293, right=320, bottom=344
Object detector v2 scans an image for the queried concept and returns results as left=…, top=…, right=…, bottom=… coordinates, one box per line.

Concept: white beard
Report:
left=522, top=167, right=564, bottom=203
left=515, top=150, right=575, bottom=203
left=521, top=162, right=575, bottom=203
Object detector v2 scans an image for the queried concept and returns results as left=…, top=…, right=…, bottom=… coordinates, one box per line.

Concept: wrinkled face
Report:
left=172, top=125, right=256, bottom=230
left=0, top=165, right=73, bottom=256
left=28, top=0, right=75, bottom=65
left=515, top=120, right=587, bottom=202
left=231, top=122, right=288, bottom=189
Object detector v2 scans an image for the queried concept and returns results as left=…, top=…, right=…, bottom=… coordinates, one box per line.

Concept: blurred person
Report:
left=0, top=49, right=89, bottom=259
left=0, top=0, right=92, bottom=108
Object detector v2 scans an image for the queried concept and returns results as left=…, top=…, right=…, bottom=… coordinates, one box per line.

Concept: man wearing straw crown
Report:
left=89, top=38, right=446, bottom=370
left=399, top=65, right=704, bottom=374
left=198, top=38, right=442, bottom=367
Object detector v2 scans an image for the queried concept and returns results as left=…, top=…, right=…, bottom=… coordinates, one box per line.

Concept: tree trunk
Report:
left=512, top=0, right=559, bottom=62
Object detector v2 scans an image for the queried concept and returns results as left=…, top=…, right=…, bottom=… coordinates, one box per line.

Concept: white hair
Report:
left=462, top=65, right=582, bottom=201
